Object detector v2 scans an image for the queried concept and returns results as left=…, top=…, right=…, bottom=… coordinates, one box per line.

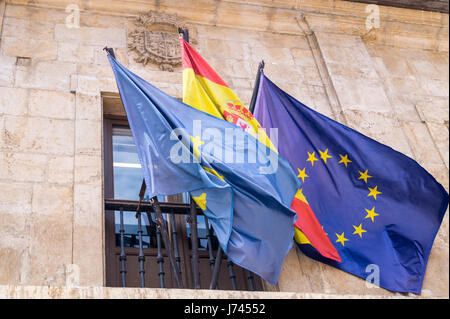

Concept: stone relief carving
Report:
left=128, top=10, right=192, bottom=72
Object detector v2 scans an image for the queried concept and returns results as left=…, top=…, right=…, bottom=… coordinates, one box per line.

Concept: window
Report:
left=103, top=95, right=262, bottom=290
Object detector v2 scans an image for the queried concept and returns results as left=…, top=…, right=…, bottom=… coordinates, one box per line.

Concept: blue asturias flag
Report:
left=253, top=73, right=449, bottom=293
left=107, top=54, right=301, bottom=285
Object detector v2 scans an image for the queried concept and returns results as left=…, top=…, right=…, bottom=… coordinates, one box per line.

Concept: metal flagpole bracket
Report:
left=259, top=60, right=265, bottom=73
left=103, top=46, right=116, bottom=58
left=178, top=27, right=189, bottom=43
left=248, top=59, right=265, bottom=114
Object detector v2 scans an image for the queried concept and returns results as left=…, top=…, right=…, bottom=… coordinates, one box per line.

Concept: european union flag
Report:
left=107, top=55, right=301, bottom=285
left=254, top=73, right=448, bottom=293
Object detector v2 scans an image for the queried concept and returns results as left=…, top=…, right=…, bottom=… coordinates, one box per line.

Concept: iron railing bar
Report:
left=189, top=198, right=201, bottom=289
left=227, top=258, right=237, bottom=290
left=204, top=217, right=219, bottom=289
left=136, top=211, right=146, bottom=287
left=170, top=212, right=182, bottom=279
left=152, top=196, right=184, bottom=288
left=119, top=206, right=127, bottom=287
left=209, top=246, right=223, bottom=290
left=105, top=198, right=204, bottom=215
left=156, top=223, right=165, bottom=288
left=247, top=270, right=255, bottom=291
left=135, top=179, right=147, bottom=288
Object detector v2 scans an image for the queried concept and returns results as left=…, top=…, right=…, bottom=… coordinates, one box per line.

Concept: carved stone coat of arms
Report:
left=128, top=11, right=190, bottom=72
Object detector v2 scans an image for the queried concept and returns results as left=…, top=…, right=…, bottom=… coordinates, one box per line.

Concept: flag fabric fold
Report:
left=253, top=73, right=448, bottom=293
left=107, top=54, right=301, bottom=285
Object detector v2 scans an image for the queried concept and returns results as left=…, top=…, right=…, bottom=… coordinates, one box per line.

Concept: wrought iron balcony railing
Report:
left=104, top=198, right=259, bottom=290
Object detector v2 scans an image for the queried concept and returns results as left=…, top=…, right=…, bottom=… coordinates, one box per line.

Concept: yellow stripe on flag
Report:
left=294, top=227, right=311, bottom=244
left=294, top=188, right=309, bottom=204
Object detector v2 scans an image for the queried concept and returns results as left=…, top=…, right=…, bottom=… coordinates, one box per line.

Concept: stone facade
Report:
left=0, top=0, right=448, bottom=298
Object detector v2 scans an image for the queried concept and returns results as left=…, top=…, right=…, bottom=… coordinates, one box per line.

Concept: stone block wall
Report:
left=0, top=0, right=448, bottom=298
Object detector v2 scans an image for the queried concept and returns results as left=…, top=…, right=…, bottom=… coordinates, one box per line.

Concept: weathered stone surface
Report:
left=320, top=262, right=397, bottom=296
left=28, top=213, right=73, bottom=286
left=72, top=184, right=103, bottom=286
left=4, top=3, right=66, bottom=23
left=74, top=154, right=101, bottom=185
left=402, top=121, right=444, bottom=165
left=0, top=87, right=28, bottom=116
left=54, top=24, right=126, bottom=48
left=1, top=37, right=57, bottom=60
left=47, top=156, right=74, bottom=185
left=278, top=247, right=325, bottom=293
left=421, top=246, right=449, bottom=297
left=75, top=120, right=101, bottom=154
left=426, top=122, right=449, bottom=168
left=0, top=116, right=4, bottom=149
left=0, top=248, right=21, bottom=285
left=76, top=63, right=114, bottom=79
left=32, top=184, right=73, bottom=215
left=250, top=45, right=295, bottom=66
left=2, top=17, right=55, bottom=41
left=343, top=110, right=413, bottom=157
left=434, top=208, right=449, bottom=248
left=3, top=116, right=74, bottom=155
left=0, top=55, right=16, bottom=87
left=0, top=284, right=418, bottom=299
left=422, top=162, right=449, bottom=191
left=75, top=93, right=102, bottom=121
left=28, top=90, right=75, bottom=120
left=422, top=78, right=449, bottom=97
left=57, top=42, right=94, bottom=64
left=291, top=48, right=316, bottom=67
left=204, top=38, right=251, bottom=61
left=415, top=96, right=449, bottom=124
left=93, top=46, right=127, bottom=66
left=15, top=61, right=76, bottom=91
left=0, top=152, right=47, bottom=182
left=308, top=85, right=335, bottom=118
left=0, top=182, right=32, bottom=214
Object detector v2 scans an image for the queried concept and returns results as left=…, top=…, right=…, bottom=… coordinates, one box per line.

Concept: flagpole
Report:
left=248, top=60, right=265, bottom=114
left=104, top=47, right=184, bottom=289
left=178, top=29, right=202, bottom=289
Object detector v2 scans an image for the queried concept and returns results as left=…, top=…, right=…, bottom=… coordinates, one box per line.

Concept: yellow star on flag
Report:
left=319, top=149, right=332, bottom=164
left=306, top=151, right=319, bottom=166
left=352, top=224, right=367, bottom=238
left=358, top=170, right=372, bottom=183
left=338, top=154, right=352, bottom=168
left=190, top=136, right=204, bottom=160
left=336, top=232, right=349, bottom=246
left=368, top=186, right=382, bottom=200
left=297, top=168, right=309, bottom=183
left=202, top=166, right=224, bottom=181
left=364, top=206, right=379, bottom=222
left=192, top=193, right=207, bottom=210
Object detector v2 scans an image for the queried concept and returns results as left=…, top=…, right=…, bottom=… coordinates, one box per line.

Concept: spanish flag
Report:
left=180, top=38, right=273, bottom=150
left=180, top=37, right=340, bottom=263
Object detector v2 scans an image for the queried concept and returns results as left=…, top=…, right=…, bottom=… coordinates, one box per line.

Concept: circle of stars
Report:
left=296, top=148, right=383, bottom=247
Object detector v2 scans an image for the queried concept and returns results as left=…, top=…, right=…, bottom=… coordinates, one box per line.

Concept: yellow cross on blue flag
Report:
left=254, top=73, right=449, bottom=294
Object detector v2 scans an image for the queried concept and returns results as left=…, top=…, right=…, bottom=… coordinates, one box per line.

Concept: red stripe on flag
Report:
left=291, top=197, right=341, bottom=262
left=180, top=38, right=229, bottom=87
